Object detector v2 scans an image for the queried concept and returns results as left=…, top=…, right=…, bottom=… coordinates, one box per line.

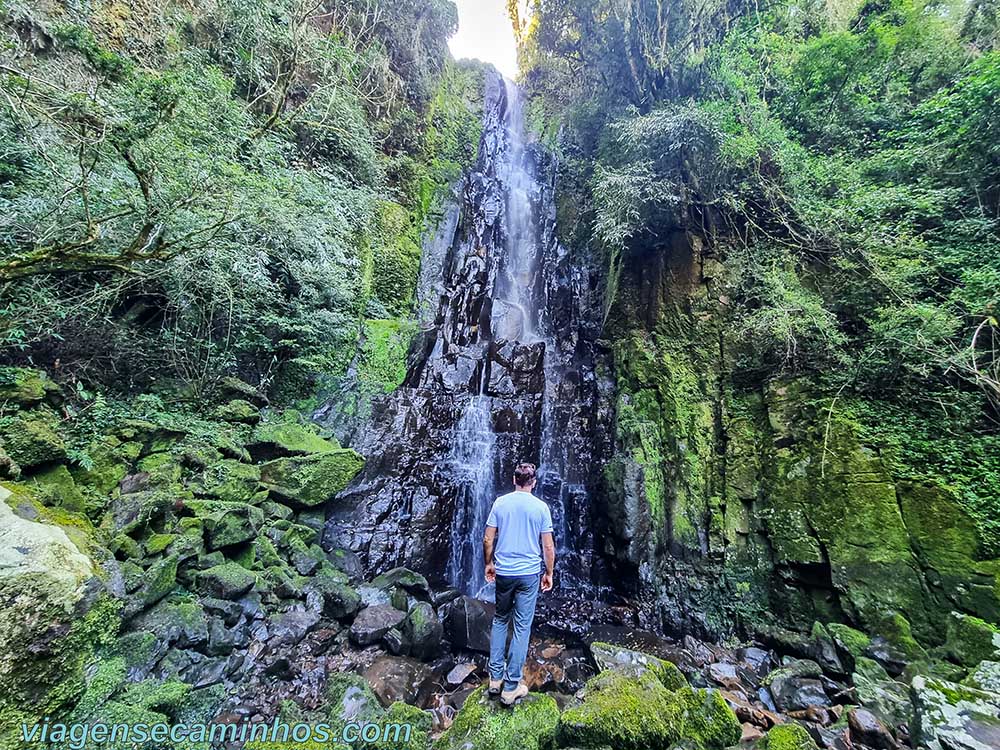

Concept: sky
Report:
left=448, top=0, right=519, bottom=79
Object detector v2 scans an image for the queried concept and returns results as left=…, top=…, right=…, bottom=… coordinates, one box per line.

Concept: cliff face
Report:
left=598, top=229, right=1000, bottom=642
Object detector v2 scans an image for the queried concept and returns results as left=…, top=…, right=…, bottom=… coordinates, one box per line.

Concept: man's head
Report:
left=513, top=462, right=537, bottom=490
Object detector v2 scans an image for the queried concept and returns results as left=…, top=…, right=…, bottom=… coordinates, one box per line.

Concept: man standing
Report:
left=483, top=462, right=555, bottom=706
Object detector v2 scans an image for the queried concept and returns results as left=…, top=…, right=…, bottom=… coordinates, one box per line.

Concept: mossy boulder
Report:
left=0, top=486, right=119, bottom=745
left=197, top=562, right=256, bottom=600
left=945, top=612, right=1000, bottom=668
left=827, top=623, right=871, bottom=661
left=218, top=376, right=269, bottom=407
left=0, top=366, right=58, bottom=406
left=558, top=670, right=740, bottom=750
left=963, top=661, right=1000, bottom=693
left=433, top=685, right=559, bottom=750
left=260, top=450, right=364, bottom=507
left=589, top=641, right=687, bottom=689
left=22, top=464, right=87, bottom=513
left=361, top=701, right=432, bottom=750
left=0, top=414, right=67, bottom=468
left=213, top=399, right=261, bottom=424
left=910, top=675, right=1000, bottom=750
left=249, top=420, right=339, bottom=458
left=185, top=499, right=264, bottom=550
left=131, top=597, right=208, bottom=649
left=309, top=568, right=361, bottom=620
left=71, top=437, right=140, bottom=498
left=188, top=459, right=261, bottom=503
left=138, top=554, right=179, bottom=607
left=760, top=723, right=820, bottom=750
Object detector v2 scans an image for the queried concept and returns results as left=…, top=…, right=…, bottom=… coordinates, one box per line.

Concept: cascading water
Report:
left=321, top=72, right=608, bottom=600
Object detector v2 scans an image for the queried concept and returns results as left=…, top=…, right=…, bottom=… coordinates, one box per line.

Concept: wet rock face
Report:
left=320, top=71, right=610, bottom=593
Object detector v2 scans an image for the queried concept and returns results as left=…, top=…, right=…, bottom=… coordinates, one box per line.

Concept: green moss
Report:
left=145, top=532, right=176, bottom=555
left=827, top=623, right=871, bottom=658
left=0, top=366, right=58, bottom=406
left=435, top=685, right=559, bottom=750
left=875, top=611, right=928, bottom=660
left=213, top=399, right=261, bottom=423
left=250, top=420, right=339, bottom=456
left=0, top=413, right=67, bottom=468
left=361, top=702, right=432, bottom=750
left=558, top=670, right=738, bottom=750
left=260, top=450, right=364, bottom=507
left=188, top=459, right=261, bottom=503
left=945, top=612, right=1000, bottom=667
left=141, top=554, right=179, bottom=605
left=761, top=723, right=820, bottom=750
left=23, top=464, right=86, bottom=513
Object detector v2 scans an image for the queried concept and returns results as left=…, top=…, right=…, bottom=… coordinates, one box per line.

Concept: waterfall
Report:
left=322, top=72, right=606, bottom=600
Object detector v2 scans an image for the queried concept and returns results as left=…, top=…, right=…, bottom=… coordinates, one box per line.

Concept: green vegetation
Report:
left=0, top=0, right=479, bottom=404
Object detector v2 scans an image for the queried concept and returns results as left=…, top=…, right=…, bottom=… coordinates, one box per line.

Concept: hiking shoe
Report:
left=488, top=679, right=503, bottom=696
left=500, top=683, right=528, bottom=706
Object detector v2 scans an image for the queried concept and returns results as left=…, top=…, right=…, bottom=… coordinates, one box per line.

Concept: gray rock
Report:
left=964, top=661, right=1000, bottom=693
left=268, top=608, right=321, bottom=647
left=854, top=656, right=912, bottom=727
left=848, top=707, right=898, bottom=749
left=910, top=675, right=1000, bottom=750
left=363, top=655, right=435, bottom=708
left=349, top=604, right=406, bottom=646
left=442, top=595, right=492, bottom=653
left=196, top=562, right=256, bottom=600
left=769, top=676, right=831, bottom=712
left=403, top=601, right=444, bottom=661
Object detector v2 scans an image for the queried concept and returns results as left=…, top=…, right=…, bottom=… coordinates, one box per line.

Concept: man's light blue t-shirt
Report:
left=486, top=490, right=553, bottom=576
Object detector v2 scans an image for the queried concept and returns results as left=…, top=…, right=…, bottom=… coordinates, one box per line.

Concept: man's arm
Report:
left=483, top=525, right=497, bottom=583
left=540, top=531, right=555, bottom=592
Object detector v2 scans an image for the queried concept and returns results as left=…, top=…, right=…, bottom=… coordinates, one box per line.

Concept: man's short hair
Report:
left=514, top=462, right=536, bottom=487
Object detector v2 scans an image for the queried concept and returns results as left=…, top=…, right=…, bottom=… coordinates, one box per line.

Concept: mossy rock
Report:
left=0, top=413, right=67, bottom=468
left=760, top=723, right=820, bottom=750
left=71, top=437, right=139, bottom=498
left=1, top=487, right=120, bottom=747
left=213, top=399, right=261, bottom=424
left=945, top=612, right=1000, bottom=667
left=910, top=675, right=1000, bottom=750
left=260, top=450, right=364, bottom=507
left=558, top=670, right=739, bottom=750
left=434, top=685, right=559, bottom=750
left=185, top=499, right=264, bottom=550
left=360, top=701, right=433, bottom=750
left=589, top=641, right=687, bottom=690
left=188, top=459, right=261, bottom=503
left=0, top=366, right=58, bottom=406
left=145, top=532, right=176, bottom=555
left=22, top=464, right=86, bottom=513
left=218, top=376, right=269, bottom=407
left=197, top=562, right=256, bottom=600
left=249, top=420, right=339, bottom=458
left=827, top=623, right=871, bottom=659
left=138, top=554, right=179, bottom=607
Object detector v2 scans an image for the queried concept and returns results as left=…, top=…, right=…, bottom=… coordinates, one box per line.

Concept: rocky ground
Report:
left=2, top=366, right=1000, bottom=750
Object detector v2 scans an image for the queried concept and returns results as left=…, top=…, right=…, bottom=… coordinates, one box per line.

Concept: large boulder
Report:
left=433, top=685, right=559, bottom=750
left=589, top=640, right=687, bottom=689
left=260, top=450, right=364, bottom=507
left=185, top=500, right=264, bottom=551
left=441, top=595, right=491, bottom=653
left=1, top=414, right=66, bottom=468
left=196, top=563, right=256, bottom=600
left=363, top=655, right=435, bottom=707
left=910, top=675, right=1000, bottom=750
left=248, top=420, right=338, bottom=460
left=402, top=601, right=443, bottom=660
left=964, top=661, right=1000, bottom=693
left=558, top=670, right=740, bottom=750
left=349, top=604, right=406, bottom=646
left=187, top=460, right=261, bottom=503
left=0, top=487, right=111, bottom=735
left=945, top=612, right=1000, bottom=668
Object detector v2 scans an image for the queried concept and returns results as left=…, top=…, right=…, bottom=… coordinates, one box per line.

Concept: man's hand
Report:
left=485, top=562, right=496, bottom=583
left=541, top=571, right=553, bottom=592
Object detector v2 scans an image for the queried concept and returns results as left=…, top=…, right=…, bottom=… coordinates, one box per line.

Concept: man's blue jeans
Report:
left=488, top=573, right=540, bottom=691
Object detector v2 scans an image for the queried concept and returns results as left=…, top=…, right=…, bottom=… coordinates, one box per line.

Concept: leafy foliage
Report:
left=0, top=0, right=476, bottom=402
